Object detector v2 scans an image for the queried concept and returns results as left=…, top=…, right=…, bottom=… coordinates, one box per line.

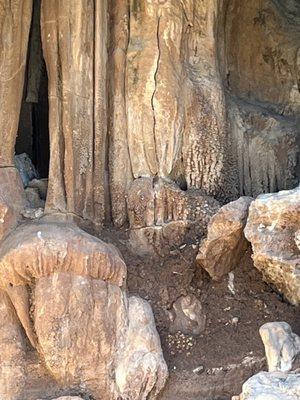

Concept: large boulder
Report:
left=244, top=186, right=300, bottom=305
left=234, top=371, right=300, bottom=400
left=0, top=221, right=168, bottom=400
left=196, top=197, right=252, bottom=280
left=259, top=322, right=300, bottom=373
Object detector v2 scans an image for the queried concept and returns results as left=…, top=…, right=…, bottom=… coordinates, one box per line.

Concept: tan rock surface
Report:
left=244, top=186, right=300, bottom=305
left=127, top=177, right=220, bottom=254
left=234, top=371, right=300, bottom=400
left=0, top=290, right=27, bottom=400
left=34, top=273, right=127, bottom=398
left=259, top=322, right=300, bottom=372
left=197, top=197, right=253, bottom=280
left=0, top=168, right=25, bottom=241
left=0, top=0, right=32, bottom=167
left=115, top=296, right=168, bottom=399
left=0, top=221, right=167, bottom=400
left=41, top=0, right=108, bottom=226
left=168, top=294, right=206, bottom=336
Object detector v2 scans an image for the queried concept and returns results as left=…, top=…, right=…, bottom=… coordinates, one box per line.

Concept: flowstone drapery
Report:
left=0, top=0, right=299, bottom=399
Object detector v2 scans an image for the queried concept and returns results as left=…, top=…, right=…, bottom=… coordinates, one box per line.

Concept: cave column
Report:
left=41, top=0, right=108, bottom=227
left=0, top=0, right=33, bottom=167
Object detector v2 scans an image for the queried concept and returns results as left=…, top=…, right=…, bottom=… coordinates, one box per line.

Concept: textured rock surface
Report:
left=38, top=398, right=83, bottom=400
left=197, top=197, right=252, bottom=280
left=127, top=177, right=220, bottom=254
left=0, top=168, right=25, bottom=241
left=0, top=289, right=27, bottom=400
left=259, top=322, right=300, bottom=372
left=245, top=186, right=300, bottom=305
left=0, top=221, right=167, bottom=400
left=235, top=371, right=300, bottom=400
left=115, top=296, right=168, bottom=399
left=168, top=294, right=206, bottom=336
left=225, top=0, right=300, bottom=197
left=0, top=0, right=299, bottom=231
left=0, top=0, right=32, bottom=167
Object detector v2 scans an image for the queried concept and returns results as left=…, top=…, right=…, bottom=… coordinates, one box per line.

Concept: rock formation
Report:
left=235, top=322, right=300, bottom=400
left=0, top=220, right=167, bottom=399
left=196, top=197, right=253, bottom=280
left=0, top=0, right=299, bottom=399
left=235, top=371, right=300, bottom=400
left=1, top=0, right=298, bottom=232
left=259, top=322, right=300, bottom=372
left=245, top=186, right=300, bottom=305
left=168, top=294, right=206, bottom=336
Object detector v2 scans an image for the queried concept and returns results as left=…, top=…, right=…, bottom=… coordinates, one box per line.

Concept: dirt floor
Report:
left=102, top=228, right=300, bottom=400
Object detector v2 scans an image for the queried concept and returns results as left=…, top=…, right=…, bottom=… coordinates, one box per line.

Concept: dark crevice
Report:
left=15, top=0, right=49, bottom=179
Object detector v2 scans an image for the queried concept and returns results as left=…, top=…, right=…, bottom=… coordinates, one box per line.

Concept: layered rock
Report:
left=197, top=197, right=252, bottom=280
left=244, top=186, right=300, bottom=305
left=259, top=322, right=300, bottom=373
left=0, top=221, right=167, bottom=400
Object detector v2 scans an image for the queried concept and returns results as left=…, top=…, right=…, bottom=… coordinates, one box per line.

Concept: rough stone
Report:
left=34, top=275, right=167, bottom=400
left=0, top=289, right=27, bottom=400
left=197, top=197, right=253, bottom=280
left=15, top=153, right=38, bottom=187
left=115, top=296, right=169, bottom=399
left=41, top=398, right=83, bottom=400
left=0, top=0, right=33, bottom=167
left=0, top=221, right=167, bottom=400
left=235, top=371, right=300, bottom=400
left=168, top=294, right=206, bottom=336
left=28, top=178, right=48, bottom=200
left=259, top=322, right=300, bottom=372
left=0, top=168, right=25, bottom=241
left=25, top=187, right=45, bottom=209
left=244, top=186, right=300, bottom=305
left=127, top=177, right=220, bottom=254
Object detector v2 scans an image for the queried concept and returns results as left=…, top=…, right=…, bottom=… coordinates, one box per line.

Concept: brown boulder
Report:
left=244, top=186, right=300, bottom=305
left=197, top=197, right=253, bottom=280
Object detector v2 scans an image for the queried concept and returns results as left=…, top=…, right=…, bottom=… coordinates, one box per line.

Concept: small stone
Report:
left=193, top=365, right=205, bottom=375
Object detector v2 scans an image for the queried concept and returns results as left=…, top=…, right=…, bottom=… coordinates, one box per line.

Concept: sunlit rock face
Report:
left=245, top=186, right=300, bottom=305
left=0, top=1, right=299, bottom=399
left=0, top=222, right=168, bottom=400
left=0, top=0, right=299, bottom=231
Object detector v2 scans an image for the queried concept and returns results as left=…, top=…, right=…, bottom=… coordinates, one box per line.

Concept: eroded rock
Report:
left=244, top=186, right=300, bottom=305
left=0, top=221, right=167, bottom=400
left=115, top=296, right=168, bottom=399
left=168, top=294, right=206, bottom=336
left=259, top=322, right=300, bottom=373
left=0, top=168, right=25, bottom=241
left=15, top=153, right=38, bottom=187
left=127, top=177, right=220, bottom=254
left=235, top=371, right=300, bottom=400
left=197, top=197, right=252, bottom=280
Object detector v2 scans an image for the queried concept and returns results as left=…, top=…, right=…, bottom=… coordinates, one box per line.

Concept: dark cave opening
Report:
left=15, top=0, right=49, bottom=180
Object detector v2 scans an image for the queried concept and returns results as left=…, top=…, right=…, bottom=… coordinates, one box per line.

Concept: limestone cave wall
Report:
left=0, top=0, right=299, bottom=230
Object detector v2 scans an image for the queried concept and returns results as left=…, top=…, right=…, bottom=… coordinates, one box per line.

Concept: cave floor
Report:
left=101, top=228, right=300, bottom=400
